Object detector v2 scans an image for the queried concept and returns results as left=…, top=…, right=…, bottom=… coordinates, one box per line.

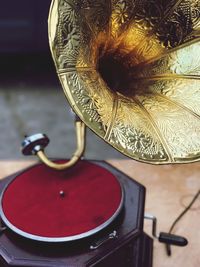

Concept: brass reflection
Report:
left=48, top=0, right=200, bottom=164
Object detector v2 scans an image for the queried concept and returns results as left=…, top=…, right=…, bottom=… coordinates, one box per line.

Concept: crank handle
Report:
left=144, top=213, right=188, bottom=247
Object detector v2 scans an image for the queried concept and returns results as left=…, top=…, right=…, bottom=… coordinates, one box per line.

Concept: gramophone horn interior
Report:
left=48, top=0, right=200, bottom=164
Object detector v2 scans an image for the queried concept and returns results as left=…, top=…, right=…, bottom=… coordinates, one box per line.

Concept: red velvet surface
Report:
left=2, top=161, right=122, bottom=238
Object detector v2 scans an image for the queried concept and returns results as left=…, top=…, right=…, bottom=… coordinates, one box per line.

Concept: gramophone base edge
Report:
left=0, top=160, right=153, bottom=267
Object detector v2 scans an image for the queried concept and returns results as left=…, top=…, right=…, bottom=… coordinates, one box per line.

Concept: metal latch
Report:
left=90, top=230, right=118, bottom=250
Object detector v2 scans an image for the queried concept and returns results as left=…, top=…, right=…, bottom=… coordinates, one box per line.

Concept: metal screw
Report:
left=59, top=190, right=65, bottom=197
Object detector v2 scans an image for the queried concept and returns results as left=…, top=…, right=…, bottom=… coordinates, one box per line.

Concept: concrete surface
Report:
left=0, top=54, right=125, bottom=160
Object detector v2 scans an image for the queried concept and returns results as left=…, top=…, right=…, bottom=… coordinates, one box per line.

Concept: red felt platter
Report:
left=0, top=161, right=123, bottom=242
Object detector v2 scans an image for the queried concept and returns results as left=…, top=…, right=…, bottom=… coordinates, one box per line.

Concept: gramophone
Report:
left=0, top=0, right=199, bottom=266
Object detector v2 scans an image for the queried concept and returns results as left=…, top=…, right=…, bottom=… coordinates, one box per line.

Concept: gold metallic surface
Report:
left=48, top=0, right=200, bottom=164
left=37, top=121, right=86, bottom=170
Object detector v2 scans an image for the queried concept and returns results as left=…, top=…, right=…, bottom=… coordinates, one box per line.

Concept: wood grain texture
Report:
left=0, top=160, right=199, bottom=267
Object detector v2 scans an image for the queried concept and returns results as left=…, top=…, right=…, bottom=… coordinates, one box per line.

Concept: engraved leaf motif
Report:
left=49, top=0, right=200, bottom=164
left=57, top=1, right=81, bottom=68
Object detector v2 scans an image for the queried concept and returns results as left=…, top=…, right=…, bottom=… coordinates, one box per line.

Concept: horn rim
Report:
left=48, top=0, right=200, bottom=164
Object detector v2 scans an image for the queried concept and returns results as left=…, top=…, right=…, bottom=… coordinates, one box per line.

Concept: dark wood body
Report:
left=0, top=160, right=153, bottom=267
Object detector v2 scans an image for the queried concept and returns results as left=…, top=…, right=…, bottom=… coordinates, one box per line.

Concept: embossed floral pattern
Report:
left=49, top=0, right=200, bottom=164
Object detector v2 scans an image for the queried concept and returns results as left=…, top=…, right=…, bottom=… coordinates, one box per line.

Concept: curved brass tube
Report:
left=36, top=121, right=86, bottom=170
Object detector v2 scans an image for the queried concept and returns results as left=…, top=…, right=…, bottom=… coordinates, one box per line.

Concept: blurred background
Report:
left=0, top=0, right=125, bottom=160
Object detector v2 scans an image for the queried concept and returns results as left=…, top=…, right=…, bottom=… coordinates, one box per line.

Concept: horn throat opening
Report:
left=98, top=52, right=133, bottom=96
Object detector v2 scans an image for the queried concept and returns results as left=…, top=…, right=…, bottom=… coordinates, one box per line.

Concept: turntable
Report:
left=1, top=0, right=199, bottom=266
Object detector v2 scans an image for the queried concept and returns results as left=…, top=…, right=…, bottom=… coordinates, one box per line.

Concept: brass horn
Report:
left=45, top=0, right=200, bottom=165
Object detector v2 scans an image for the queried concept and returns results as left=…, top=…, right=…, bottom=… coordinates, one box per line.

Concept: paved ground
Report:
left=0, top=54, right=125, bottom=160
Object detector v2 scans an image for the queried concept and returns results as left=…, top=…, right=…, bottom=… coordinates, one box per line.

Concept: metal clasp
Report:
left=90, top=230, right=118, bottom=250
left=0, top=220, right=6, bottom=234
